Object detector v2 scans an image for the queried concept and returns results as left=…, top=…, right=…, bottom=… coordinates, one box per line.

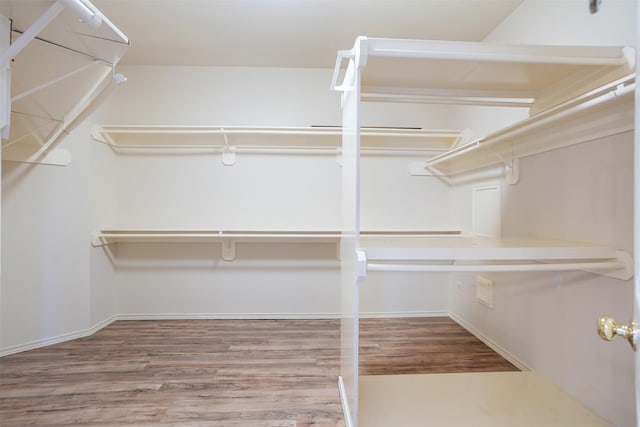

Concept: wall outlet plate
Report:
left=476, top=275, right=493, bottom=308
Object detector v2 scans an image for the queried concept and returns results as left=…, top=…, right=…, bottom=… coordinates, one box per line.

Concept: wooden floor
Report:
left=0, top=317, right=516, bottom=426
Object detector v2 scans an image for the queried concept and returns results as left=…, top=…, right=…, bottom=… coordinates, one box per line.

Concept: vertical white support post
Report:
left=633, top=3, right=640, bottom=424
left=0, top=13, right=7, bottom=350
left=1, top=14, right=10, bottom=140
left=339, top=36, right=367, bottom=427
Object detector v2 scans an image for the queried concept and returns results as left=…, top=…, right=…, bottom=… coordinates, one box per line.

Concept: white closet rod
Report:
left=427, top=76, right=635, bottom=168
left=367, top=260, right=625, bottom=273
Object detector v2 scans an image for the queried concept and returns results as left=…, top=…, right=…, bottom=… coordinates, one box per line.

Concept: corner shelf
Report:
left=421, top=74, right=634, bottom=177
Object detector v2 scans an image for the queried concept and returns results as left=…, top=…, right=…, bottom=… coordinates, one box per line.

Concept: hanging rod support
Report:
left=221, top=128, right=236, bottom=165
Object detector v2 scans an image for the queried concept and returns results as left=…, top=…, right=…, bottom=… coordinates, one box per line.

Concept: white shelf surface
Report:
left=359, top=372, right=611, bottom=427
left=92, top=229, right=342, bottom=246
left=360, top=236, right=632, bottom=279
left=92, top=229, right=462, bottom=261
left=91, top=125, right=467, bottom=152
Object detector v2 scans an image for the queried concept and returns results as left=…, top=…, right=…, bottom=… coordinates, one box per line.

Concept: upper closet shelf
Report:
left=332, top=37, right=635, bottom=177
left=333, top=37, right=634, bottom=111
left=92, top=125, right=468, bottom=156
left=1, top=0, right=129, bottom=166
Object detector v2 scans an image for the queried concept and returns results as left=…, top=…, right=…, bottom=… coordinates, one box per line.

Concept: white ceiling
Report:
left=91, top=0, right=524, bottom=69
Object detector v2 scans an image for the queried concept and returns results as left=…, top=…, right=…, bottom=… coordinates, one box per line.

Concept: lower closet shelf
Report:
left=359, top=372, right=611, bottom=427
left=91, top=229, right=342, bottom=261
left=359, top=237, right=632, bottom=280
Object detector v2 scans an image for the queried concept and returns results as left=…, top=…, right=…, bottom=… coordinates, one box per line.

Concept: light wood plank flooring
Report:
left=0, top=317, right=516, bottom=426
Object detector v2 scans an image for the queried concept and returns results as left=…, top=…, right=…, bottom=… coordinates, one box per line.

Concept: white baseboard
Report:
left=361, top=310, right=447, bottom=319
left=116, top=312, right=342, bottom=320
left=0, top=315, right=118, bottom=357
left=118, top=310, right=446, bottom=321
left=449, top=312, right=531, bottom=372
left=1, top=310, right=447, bottom=356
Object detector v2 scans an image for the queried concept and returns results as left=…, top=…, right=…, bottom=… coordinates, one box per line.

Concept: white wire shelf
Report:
left=91, top=228, right=462, bottom=261
left=91, top=125, right=469, bottom=153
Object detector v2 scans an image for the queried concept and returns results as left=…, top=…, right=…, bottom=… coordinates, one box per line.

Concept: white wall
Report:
left=96, top=65, right=452, bottom=319
left=0, top=63, right=454, bottom=353
left=449, top=2, right=637, bottom=426
left=1, top=121, right=93, bottom=353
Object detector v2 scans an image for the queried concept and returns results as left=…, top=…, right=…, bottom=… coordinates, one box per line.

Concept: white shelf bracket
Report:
left=221, top=238, right=236, bottom=261
left=221, top=129, right=236, bottom=165
left=491, top=145, right=519, bottom=185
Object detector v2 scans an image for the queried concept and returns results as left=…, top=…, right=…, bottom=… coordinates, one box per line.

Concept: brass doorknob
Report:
left=598, top=315, right=637, bottom=351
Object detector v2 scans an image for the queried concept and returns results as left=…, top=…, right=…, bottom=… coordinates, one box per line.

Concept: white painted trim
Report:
left=117, top=312, right=343, bottom=320
left=118, top=311, right=446, bottom=321
left=449, top=311, right=531, bottom=372
left=0, top=315, right=118, bottom=357
left=338, top=376, right=354, bottom=427
left=0, top=311, right=445, bottom=356
left=361, top=310, right=448, bottom=318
